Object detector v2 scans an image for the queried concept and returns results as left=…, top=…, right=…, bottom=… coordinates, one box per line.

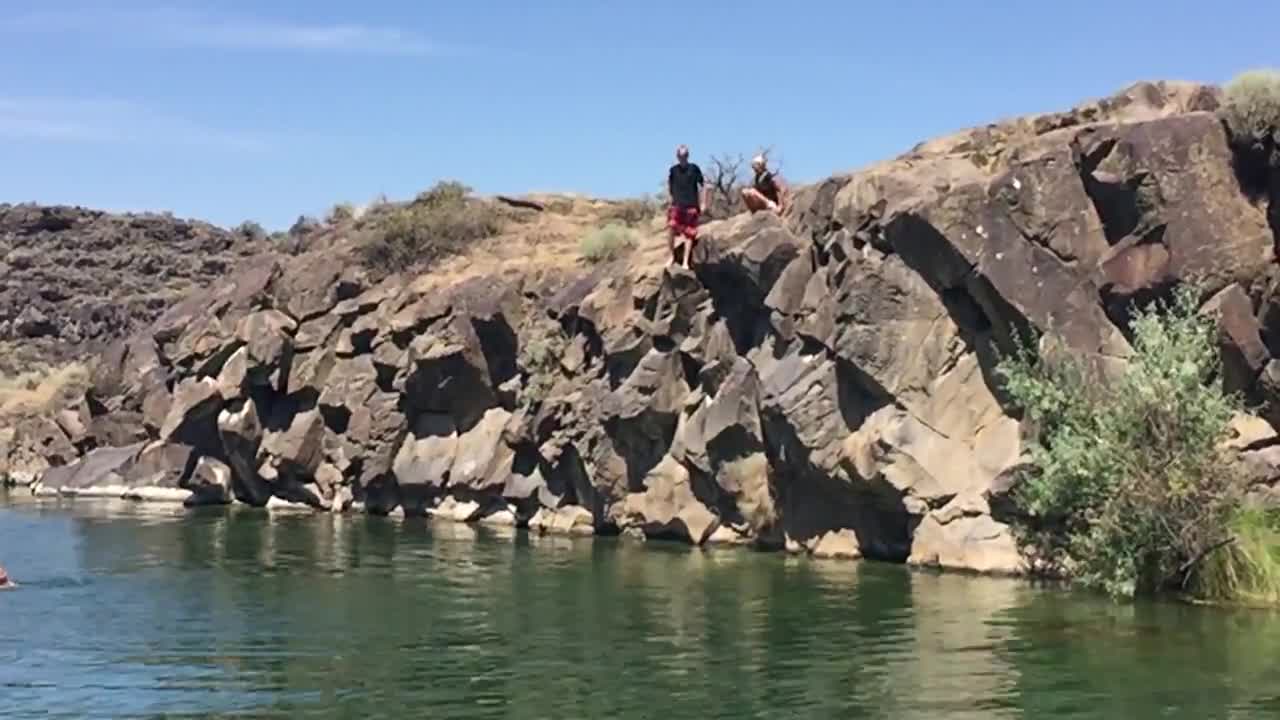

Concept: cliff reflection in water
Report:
left=1, top=498, right=1279, bottom=718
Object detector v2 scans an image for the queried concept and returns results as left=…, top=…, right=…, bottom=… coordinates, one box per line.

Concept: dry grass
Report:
left=1193, top=507, right=1280, bottom=606
left=398, top=193, right=672, bottom=294
left=0, top=362, right=90, bottom=417
left=601, top=196, right=664, bottom=227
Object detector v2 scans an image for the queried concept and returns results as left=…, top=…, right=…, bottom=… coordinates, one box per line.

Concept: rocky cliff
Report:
left=0, top=204, right=267, bottom=372
left=6, top=81, right=1280, bottom=575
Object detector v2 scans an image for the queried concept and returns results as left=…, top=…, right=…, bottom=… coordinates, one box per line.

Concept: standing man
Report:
left=667, top=145, right=707, bottom=269
left=741, top=154, right=788, bottom=214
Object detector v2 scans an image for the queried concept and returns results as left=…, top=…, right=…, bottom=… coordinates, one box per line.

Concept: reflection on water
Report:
left=2, top=493, right=1280, bottom=719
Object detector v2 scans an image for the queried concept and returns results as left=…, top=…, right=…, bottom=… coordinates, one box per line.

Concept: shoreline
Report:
left=0, top=485, right=1053, bottom=583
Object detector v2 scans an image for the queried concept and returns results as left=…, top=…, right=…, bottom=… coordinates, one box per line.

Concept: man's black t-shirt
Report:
left=754, top=171, right=780, bottom=203
left=668, top=162, right=704, bottom=209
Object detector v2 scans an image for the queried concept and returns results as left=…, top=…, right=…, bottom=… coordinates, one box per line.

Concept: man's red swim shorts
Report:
left=667, top=205, right=700, bottom=240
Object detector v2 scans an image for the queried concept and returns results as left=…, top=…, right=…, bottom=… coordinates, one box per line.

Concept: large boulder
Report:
left=613, top=455, right=720, bottom=544
left=187, top=456, right=233, bottom=506
left=1081, top=114, right=1273, bottom=311
left=1201, top=283, right=1271, bottom=396
left=597, top=349, right=690, bottom=500
left=835, top=136, right=1129, bottom=360
left=120, top=441, right=195, bottom=490
left=700, top=213, right=805, bottom=310
left=159, top=377, right=223, bottom=452
left=528, top=504, right=595, bottom=536
left=31, top=440, right=221, bottom=504
left=86, top=337, right=168, bottom=414
left=218, top=398, right=270, bottom=505
left=230, top=308, right=298, bottom=392
left=909, top=494, right=1024, bottom=575
left=318, top=355, right=406, bottom=491
left=392, top=413, right=457, bottom=490
left=33, top=443, right=144, bottom=497
left=400, top=307, right=502, bottom=432
left=2, top=414, right=77, bottom=485
left=449, top=407, right=515, bottom=494
left=260, top=408, right=325, bottom=484
left=675, top=357, right=776, bottom=535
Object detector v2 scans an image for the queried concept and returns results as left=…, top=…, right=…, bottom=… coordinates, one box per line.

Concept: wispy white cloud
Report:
left=9, top=7, right=437, bottom=56
left=0, top=97, right=274, bottom=151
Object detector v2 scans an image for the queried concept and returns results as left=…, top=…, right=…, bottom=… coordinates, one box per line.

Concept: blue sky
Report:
left=2, top=1, right=1277, bottom=230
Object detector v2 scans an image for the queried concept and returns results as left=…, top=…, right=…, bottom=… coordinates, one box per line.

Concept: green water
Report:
left=2, top=494, right=1279, bottom=718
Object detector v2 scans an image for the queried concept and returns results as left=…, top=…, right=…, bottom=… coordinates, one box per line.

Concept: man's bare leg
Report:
left=741, top=188, right=778, bottom=213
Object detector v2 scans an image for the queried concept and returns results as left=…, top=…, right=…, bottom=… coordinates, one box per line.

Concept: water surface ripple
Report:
left=3, top=495, right=1279, bottom=718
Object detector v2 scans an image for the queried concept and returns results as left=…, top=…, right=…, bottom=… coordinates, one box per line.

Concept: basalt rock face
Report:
left=12, top=81, right=1280, bottom=575
left=0, top=204, right=267, bottom=371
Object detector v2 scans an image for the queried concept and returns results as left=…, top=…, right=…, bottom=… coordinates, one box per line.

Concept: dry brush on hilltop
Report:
left=356, top=181, right=506, bottom=277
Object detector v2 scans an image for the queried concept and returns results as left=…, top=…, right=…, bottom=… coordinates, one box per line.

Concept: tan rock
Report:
left=1224, top=412, right=1278, bottom=451
left=810, top=529, right=862, bottom=560
left=614, top=456, right=720, bottom=545
left=529, top=505, right=595, bottom=536
left=909, top=494, right=1024, bottom=575
left=159, top=377, right=222, bottom=445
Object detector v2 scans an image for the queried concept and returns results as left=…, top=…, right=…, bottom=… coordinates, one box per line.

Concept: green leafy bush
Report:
left=1219, top=69, right=1280, bottom=149
left=998, top=285, right=1250, bottom=598
left=359, top=181, right=503, bottom=275
left=580, top=223, right=638, bottom=263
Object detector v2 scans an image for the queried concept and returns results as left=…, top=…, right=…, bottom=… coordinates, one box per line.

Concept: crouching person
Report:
left=741, top=154, right=788, bottom=214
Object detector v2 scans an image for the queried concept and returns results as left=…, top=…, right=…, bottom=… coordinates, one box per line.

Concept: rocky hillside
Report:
left=6, top=80, right=1280, bottom=576
left=0, top=204, right=267, bottom=372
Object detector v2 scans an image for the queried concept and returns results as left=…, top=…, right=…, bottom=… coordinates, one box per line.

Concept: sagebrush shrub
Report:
left=359, top=181, right=502, bottom=275
left=235, top=220, right=266, bottom=241
left=998, top=285, right=1248, bottom=598
left=580, top=224, right=638, bottom=263
left=1219, top=69, right=1280, bottom=148
left=289, top=215, right=320, bottom=237
left=328, top=202, right=356, bottom=224
left=414, top=181, right=471, bottom=208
